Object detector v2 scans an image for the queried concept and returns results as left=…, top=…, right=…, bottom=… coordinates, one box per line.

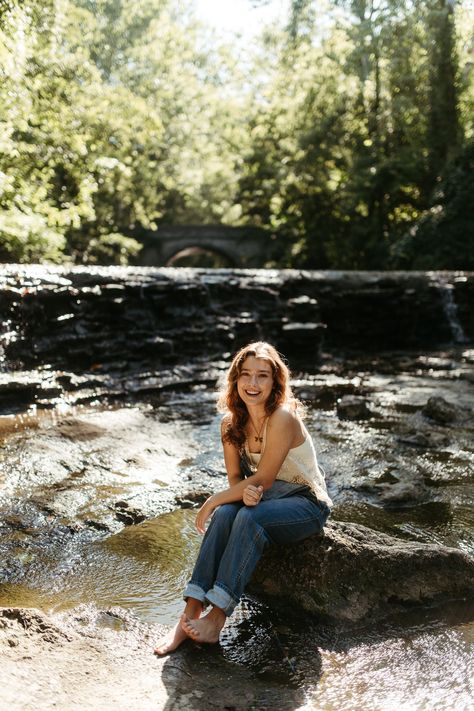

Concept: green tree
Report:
left=0, top=0, right=248, bottom=264
left=240, top=0, right=472, bottom=269
left=392, top=139, right=474, bottom=268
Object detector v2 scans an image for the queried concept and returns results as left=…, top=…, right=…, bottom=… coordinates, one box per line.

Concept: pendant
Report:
left=254, top=436, right=263, bottom=442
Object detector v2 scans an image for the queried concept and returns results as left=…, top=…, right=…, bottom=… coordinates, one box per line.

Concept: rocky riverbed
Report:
left=1, top=266, right=474, bottom=710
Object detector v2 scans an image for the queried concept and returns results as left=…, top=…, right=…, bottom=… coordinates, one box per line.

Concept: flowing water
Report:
left=1, top=349, right=473, bottom=710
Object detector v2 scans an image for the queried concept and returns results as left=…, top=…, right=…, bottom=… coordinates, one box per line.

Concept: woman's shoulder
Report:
left=267, top=405, right=300, bottom=428
left=220, top=412, right=232, bottom=431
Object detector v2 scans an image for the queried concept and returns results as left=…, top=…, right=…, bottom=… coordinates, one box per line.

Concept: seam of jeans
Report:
left=262, top=513, right=326, bottom=529
left=235, top=524, right=268, bottom=587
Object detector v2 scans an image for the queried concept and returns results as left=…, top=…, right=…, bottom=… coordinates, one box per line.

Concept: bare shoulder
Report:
left=267, top=406, right=299, bottom=431
left=220, top=413, right=232, bottom=434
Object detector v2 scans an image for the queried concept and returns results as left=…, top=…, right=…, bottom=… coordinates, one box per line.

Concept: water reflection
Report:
left=1, top=346, right=473, bottom=709
left=0, top=510, right=201, bottom=624
left=0, top=501, right=473, bottom=710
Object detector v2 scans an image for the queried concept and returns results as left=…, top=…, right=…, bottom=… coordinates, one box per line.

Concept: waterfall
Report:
left=0, top=321, right=10, bottom=372
left=434, top=277, right=467, bottom=344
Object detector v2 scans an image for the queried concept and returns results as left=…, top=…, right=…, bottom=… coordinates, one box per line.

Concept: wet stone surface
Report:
left=0, top=348, right=473, bottom=611
left=1, top=267, right=474, bottom=709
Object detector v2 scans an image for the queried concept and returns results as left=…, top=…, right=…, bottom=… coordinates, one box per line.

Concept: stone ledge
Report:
left=250, top=520, right=474, bottom=623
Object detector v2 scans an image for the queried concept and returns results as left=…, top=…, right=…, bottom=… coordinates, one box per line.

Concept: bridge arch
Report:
left=166, top=245, right=235, bottom=268
left=135, top=225, right=277, bottom=268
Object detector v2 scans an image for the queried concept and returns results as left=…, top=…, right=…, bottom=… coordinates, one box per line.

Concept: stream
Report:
left=1, top=341, right=473, bottom=710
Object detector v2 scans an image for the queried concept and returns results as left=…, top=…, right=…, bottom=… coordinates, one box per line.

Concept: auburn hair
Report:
left=217, top=341, right=301, bottom=450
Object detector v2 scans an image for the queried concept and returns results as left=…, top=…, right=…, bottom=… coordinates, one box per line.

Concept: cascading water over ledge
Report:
left=0, top=267, right=472, bottom=371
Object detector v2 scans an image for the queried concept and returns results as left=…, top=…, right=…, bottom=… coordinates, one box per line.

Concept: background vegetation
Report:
left=0, top=0, right=473, bottom=268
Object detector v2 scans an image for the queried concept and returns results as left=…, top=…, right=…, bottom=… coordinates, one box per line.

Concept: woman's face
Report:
left=236, top=355, right=274, bottom=409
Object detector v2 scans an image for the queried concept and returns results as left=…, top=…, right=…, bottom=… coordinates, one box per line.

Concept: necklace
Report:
left=249, top=416, right=266, bottom=443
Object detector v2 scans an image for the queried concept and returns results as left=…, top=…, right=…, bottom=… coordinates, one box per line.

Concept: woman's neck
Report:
left=246, top=405, right=266, bottom=424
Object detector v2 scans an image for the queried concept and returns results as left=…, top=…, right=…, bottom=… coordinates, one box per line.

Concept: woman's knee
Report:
left=234, top=505, right=261, bottom=529
left=212, top=503, right=241, bottom=526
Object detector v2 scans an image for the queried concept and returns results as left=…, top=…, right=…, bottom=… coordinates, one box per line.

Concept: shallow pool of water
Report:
left=1, top=348, right=473, bottom=710
left=0, top=509, right=201, bottom=623
left=1, top=506, right=473, bottom=711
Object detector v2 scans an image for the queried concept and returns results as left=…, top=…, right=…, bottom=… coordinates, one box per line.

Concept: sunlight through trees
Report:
left=0, top=0, right=473, bottom=267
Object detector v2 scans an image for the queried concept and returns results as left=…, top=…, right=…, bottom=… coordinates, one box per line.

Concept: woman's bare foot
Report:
left=153, top=616, right=188, bottom=656
left=181, top=605, right=226, bottom=644
left=154, top=600, right=203, bottom=656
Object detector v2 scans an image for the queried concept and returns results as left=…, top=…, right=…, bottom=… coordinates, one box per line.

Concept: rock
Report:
left=336, top=395, right=372, bottom=420
left=112, top=501, right=146, bottom=526
left=84, top=519, right=111, bottom=532
left=293, top=376, right=363, bottom=407
left=2, top=267, right=472, bottom=379
left=378, top=481, right=430, bottom=505
left=422, top=396, right=459, bottom=425
left=396, top=431, right=451, bottom=448
left=175, top=490, right=210, bottom=508
left=286, top=295, right=319, bottom=321
left=250, top=520, right=474, bottom=623
left=280, top=322, right=327, bottom=359
left=0, top=374, right=62, bottom=413
left=0, top=605, right=306, bottom=710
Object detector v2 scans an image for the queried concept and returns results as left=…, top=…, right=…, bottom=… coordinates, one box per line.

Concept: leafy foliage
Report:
left=0, top=0, right=473, bottom=268
left=391, top=140, right=474, bottom=269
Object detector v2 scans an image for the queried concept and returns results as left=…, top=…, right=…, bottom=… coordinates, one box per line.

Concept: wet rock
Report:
left=378, top=481, right=430, bottom=505
left=175, top=491, right=210, bottom=508
left=251, top=520, right=474, bottom=623
left=56, top=418, right=107, bottom=441
left=286, top=295, right=319, bottom=321
left=293, top=376, right=363, bottom=407
left=1, top=604, right=306, bottom=711
left=112, top=501, right=146, bottom=526
left=336, top=395, right=372, bottom=420
left=280, top=322, right=326, bottom=362
left=3, top=515, right=37, bottom=533
left=84, top=519, right=111, bottom=532
left=0, top=374, right=62, bottom=413
left=396, top=431, right=451, bottom=448
left=422, top=396, right=459, bottom=425
left=2, top=267, right=472, bottom=381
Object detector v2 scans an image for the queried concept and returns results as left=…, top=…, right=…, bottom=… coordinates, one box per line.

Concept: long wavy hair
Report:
left=217, top=341, right=300, bottom=450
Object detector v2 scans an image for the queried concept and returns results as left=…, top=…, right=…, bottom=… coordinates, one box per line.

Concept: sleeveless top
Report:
left=244, top=419, right=332, bottom=508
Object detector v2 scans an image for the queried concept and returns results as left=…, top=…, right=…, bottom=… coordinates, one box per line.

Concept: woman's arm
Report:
left=196, top=409, right=297, bottom=533
left=221, top=416, right=242, bottom=487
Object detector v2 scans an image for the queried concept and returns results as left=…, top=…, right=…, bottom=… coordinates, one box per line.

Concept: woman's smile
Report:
left=237, top=356, right=273, bottom=406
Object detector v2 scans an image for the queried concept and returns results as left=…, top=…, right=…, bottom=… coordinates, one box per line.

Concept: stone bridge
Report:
left=136, top=225, right=278, bottom=267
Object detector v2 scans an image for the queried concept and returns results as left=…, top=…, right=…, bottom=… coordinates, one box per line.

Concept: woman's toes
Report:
left=183, top=621, right=199, bottom=641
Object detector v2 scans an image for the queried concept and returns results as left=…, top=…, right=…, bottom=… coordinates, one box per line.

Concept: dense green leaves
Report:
left=0, top=0, right=246, bottom=263
left=238, top=0, right=472, bottom=268
left=0, top=0, right=472, bottom=268
left=392, top=139, right=474, bottom=269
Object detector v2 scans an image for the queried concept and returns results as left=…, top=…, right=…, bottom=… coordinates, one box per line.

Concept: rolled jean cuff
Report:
left=183, top=582, right=207, bottom=605
left=205, top=584, right=238, bottom=617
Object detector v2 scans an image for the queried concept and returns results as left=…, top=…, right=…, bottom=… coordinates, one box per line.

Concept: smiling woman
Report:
left=154, top=340, right=332, bottom=655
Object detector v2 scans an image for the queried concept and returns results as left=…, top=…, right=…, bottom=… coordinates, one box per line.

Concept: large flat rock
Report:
left=251, top=520, right=474, bottom=622
left=0, top=606, right=305, bottom=711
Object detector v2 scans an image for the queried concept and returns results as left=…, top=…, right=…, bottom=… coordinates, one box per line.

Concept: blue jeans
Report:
left=183, top=492, right=330, bottom=617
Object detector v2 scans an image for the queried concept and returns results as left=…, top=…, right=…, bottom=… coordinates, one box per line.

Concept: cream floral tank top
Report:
left=244, top=419, right=332, bottom=507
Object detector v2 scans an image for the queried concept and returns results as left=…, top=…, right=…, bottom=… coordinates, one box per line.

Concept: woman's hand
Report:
left=243, top=484, right=263, bottom=507
left=195, top=495, right=218, bottom=534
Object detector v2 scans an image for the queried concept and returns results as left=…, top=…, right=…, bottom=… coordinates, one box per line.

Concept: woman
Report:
left=154, top=341, right=331, bottom=655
